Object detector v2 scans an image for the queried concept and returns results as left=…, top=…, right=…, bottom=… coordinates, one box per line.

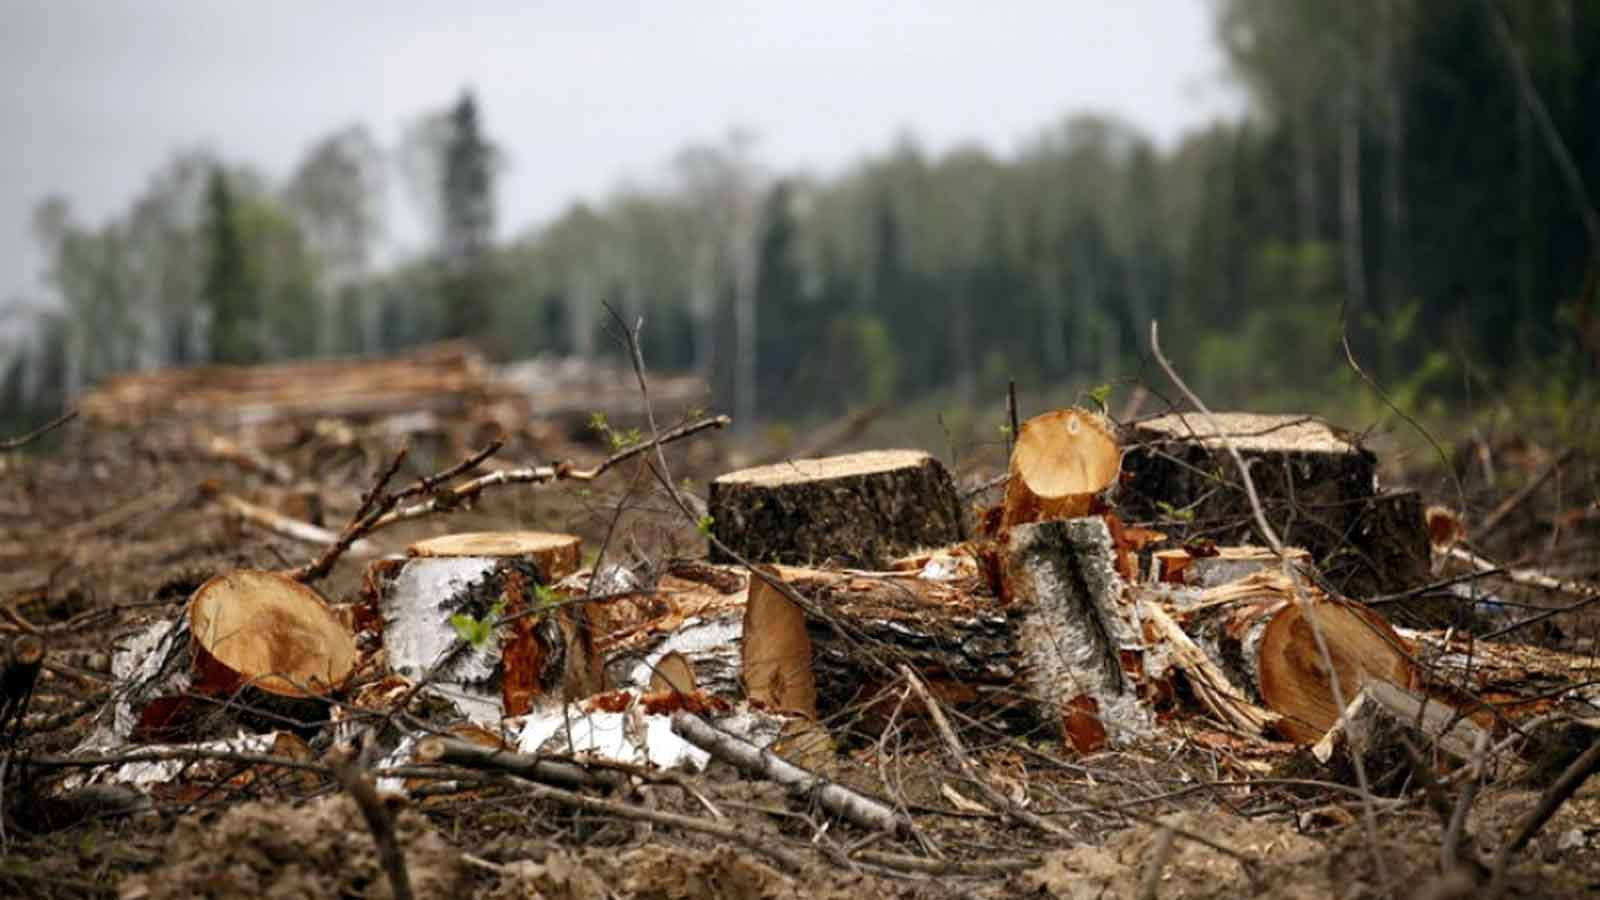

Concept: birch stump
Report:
left=996, top=516, right=1150, bottom=751
left=708, top=449, right=965, bottom=568
left=369, top=531, right=600, bottom=724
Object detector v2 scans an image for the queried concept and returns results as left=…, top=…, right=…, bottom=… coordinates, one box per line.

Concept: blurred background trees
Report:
left=7, top=0, right=1598, bottom=432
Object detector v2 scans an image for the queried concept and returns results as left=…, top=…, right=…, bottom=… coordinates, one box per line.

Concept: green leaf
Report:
left=449, top=613, right=493, bottom=648
left=1085, top=383, right=1112, bottom=411
left=1155, top=500, right=1196, bottom=523
left=696, top=514, right=715, bottom=538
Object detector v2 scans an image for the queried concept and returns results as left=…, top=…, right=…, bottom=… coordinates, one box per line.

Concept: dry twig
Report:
left=328, top=748, right=414, bottom=900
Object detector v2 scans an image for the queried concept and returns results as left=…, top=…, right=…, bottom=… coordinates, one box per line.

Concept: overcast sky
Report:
left=1, top=0, right=1241, bottom=307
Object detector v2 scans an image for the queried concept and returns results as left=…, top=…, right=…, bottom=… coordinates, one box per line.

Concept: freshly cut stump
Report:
left=708, top=449, right=965, bottom=568
left=997, top=517, right=1150, bottom=751
left=1001, top=408, right=1121, bottom=529
left=373, top=531, right=600, bottom=724
left=1181, top=574, right=1414, bottom=744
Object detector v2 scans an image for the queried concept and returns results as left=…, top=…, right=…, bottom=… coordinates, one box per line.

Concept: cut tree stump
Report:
left=707, top=449, right=966, bottom=568
left=370, top=531, right=600, bottom=724
left=127, top=571, right=358, bottom=741
left=1000, top=408, right=1121, bottom=529
left=996, top=516, right=1150, bottom=751
left=1120, top=413, right=1429, bottom=595
left=1176, top=573, right=1415, bottom=743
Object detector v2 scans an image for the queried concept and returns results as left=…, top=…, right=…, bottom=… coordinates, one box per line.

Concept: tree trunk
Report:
left=1340, top=78, right=1368, bottom=317
left=708, top=449, right=967, bottom=568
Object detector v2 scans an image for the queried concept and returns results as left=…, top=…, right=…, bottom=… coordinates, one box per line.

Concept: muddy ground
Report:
left=0, top=411, right=1597, bottom=899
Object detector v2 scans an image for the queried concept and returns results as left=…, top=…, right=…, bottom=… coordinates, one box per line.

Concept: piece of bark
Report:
left=1152, top=546, right=1311, bottom=587
left=1121, top=413, right=1430, bottom=594
left=740, top=568, right=818, bottom=718
left=1180, top=574, right=1415, bottom=743
left=996, top=517, right=1150, bottom=751
left=1000, top=408, right=1121, bottom=529
left=1311, top=682, right=1493, bottom=793
left=707, top=449, right=966, bottom=568
left=373, top=532, right=600, bottom=724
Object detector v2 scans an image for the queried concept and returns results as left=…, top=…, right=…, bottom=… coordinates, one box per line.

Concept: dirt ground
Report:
left=1, top=413, right=1597, bottom=899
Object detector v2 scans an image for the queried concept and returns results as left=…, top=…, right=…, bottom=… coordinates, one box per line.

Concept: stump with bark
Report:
left=1120, top=413, right=1429, bottom=595
left=708, top=449, right=966, bottom=568
left=369, top=531, right=601, bottom=723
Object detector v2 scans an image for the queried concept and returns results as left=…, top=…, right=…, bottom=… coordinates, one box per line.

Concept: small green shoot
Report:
left=696, top=514, right=715, bottom=538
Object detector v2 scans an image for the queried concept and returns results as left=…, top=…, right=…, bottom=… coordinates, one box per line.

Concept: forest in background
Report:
left=4, top=0, right=1598, bottom=436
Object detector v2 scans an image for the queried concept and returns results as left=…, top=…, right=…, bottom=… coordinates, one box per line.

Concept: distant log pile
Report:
left=80, top=342, right=489, bottom=429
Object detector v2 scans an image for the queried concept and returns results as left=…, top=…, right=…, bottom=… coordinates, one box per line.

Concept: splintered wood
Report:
left=708, top=449, right=966, bottom=568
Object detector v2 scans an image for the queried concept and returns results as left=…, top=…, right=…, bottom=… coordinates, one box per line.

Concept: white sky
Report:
left=1, top=0, right=1241, bottom=307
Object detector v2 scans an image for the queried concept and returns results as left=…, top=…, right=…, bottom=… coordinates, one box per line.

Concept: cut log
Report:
left=1121, top=413, right=1427, bottom=594
left=372, top=532, right=600, bottom=724
left=1000, top=408, right=1121, bottom=529
left=1311, top=682, right=1493, bottom=792
left=189, top=571, right=359, bottom=699
left=707, top=449, right=966, bottom=568
left=1178, top=573, right=1415, bottom=743
left=996, top=516, right=1150, bottom=751
left=741, top=568, right=819, bottom=719
left=120, top=573, right=358, bottom=741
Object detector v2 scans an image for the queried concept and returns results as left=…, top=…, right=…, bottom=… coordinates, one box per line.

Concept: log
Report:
left=124, top=573, right=359, bottom=740
left=996, top=517, right=1150, bottom=751
left=1000, top=408, right=1121, bottom=528
left=707, top=449, right=966, bottom=568
left=372, top=532, right=600, bottom=724
left=1177, top=573, right=1415, bottom=743
left=188, top=571, right=359, bottom=699
left=1311, top=682, right=1493, bottom=793
left=1120, top=413, right=1428, bottom=594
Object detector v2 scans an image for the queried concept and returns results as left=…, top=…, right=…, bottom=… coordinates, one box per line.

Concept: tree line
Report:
left=5, top=0, right=1597, bottom=430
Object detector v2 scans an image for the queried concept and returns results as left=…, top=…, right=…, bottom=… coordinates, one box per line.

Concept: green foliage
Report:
left=448, top=593, right=509, bottom=649
left=696, top=514, right=715, bottom=538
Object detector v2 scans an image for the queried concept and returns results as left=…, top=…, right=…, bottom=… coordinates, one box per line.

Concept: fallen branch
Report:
left=1476, top=448, right=1576, bottom=539
left=0, top=410, right=76, bottom=451
left=898, top=664, right=1074, bottom=841
left=413, top=736, right=620, bottom=792
left=477, top=770, right=810, bottom=872
left=328, top=748, right=414, bottom=900
left=209, top=490, right=373, bottom=553
left=670, top=711, right=911, bottom=836
left=365, top=415, right=729, bottom=533
left=1488, top=733, right=1600, bottom=895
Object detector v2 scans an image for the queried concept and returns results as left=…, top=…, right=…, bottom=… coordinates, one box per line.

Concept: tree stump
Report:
left=708, top=449, right=966, bottom=568
left=1001, top=408, right=1121, bottom=529
left=996, top=517, right=1150, bottom=751
left=371, top=531, right=600, bottom=724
